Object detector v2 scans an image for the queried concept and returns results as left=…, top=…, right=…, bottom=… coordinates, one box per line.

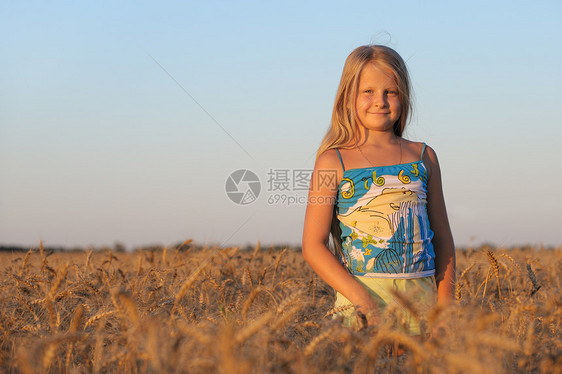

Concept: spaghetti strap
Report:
left=335, top=148, right=345, bottom=171
left=420, top=143, right=427, bottom=161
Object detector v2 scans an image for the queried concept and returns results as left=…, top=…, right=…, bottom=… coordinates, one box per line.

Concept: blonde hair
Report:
left=317, top=45, right=413, bottom=258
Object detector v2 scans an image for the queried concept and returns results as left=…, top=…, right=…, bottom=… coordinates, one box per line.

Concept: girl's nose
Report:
left=373, top=91, right=387, bottom=107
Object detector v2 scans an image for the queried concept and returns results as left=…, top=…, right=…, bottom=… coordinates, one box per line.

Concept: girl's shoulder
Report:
left=315, top=148, right=346, bottom=185
left=316, top=145, right=357, bottom=166
left=398, top=140, right=440, bottom=178
left=400, top=139, right=438, bottom=160
left=412, top=141, right=440, bottom=180
left=316, top=148, right=340, bottom=167
left=401, top=139, right=426, bottom=155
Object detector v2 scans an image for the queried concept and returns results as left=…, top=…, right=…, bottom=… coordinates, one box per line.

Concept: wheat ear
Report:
left=235, top=311, right=273, bottom=343
left=526, top=263, right=541, bottom=296
left=170, top=259, right=211, bottom=319
left=324, top=304, right=355, bottom=318
left=271, top=248, right=287, bottom=285
left=250, top=241, right=260, bottom=263
left=304, top=326, right=337, bottom=356
left=486, top=249, right=502, bottom=299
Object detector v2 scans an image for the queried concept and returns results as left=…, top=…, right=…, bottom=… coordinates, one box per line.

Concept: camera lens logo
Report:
left=225, top=169, right=261, bottom=205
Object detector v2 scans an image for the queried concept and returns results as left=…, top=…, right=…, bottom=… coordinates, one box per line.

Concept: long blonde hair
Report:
left=317, top=45, right=413, bottom=259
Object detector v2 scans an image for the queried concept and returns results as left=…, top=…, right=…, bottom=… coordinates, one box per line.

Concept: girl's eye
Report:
left=386, top=90, right=399, bottom=96
left=364, top=89, right=373, bottom=94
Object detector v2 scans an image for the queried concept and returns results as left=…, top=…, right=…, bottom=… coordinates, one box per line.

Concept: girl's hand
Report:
left=354, top=299, right=380, bottom=329
left=425, top=146, right=456, bottom=312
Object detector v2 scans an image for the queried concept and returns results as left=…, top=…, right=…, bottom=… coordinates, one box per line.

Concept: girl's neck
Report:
left=355, top=128, right=401, bottom=148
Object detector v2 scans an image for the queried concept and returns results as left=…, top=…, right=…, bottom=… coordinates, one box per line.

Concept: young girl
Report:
left=302, top=45, right=456, bottom=335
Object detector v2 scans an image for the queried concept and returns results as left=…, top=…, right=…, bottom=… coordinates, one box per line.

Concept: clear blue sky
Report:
left=1, top=0, right=561, bottom=249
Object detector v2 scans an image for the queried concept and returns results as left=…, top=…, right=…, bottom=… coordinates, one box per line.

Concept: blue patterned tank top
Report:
left=335, top=143, right=435, bottom=279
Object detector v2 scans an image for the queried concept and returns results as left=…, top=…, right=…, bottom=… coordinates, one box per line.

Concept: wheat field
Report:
left=0, top=241, right=560, bottom=373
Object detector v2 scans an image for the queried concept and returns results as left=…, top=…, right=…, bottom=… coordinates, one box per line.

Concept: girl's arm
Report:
left=302, top=149, right=378, bottom=321
left=424, top=146, right=456, bottom=304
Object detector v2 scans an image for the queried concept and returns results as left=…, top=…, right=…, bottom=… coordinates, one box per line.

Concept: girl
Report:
left=302, top=45, right=456, bottom=335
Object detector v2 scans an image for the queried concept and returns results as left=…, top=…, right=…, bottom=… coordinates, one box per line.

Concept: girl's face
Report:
left=355, top=62, right=401, bottom=133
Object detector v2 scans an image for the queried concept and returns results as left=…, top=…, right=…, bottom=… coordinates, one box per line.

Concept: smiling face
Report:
left=355, top=62, right=402, bottom=133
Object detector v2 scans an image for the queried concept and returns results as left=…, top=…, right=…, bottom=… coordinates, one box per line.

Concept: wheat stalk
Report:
left=33, top=333, right=83, bottom=372
left=304, top=326, right=337, bottom=356
left=499, top=253, right=519, bottom=269
left=250, top=241, right=261, bottom=263
left=362, top=328, right=428, bottom=364
left=258, top=266, right=268, bottom=285
left=480, top=266, right=491, bottom=302
left=170, top=259, right=211, bottom=319
left=242, top=286, right=263, bottom=321
left=176, top=239, right=193, bottom=251
left=176, top=320, right=212, bottom=345
left=271, top=248, right=287, bottom=286
left=235, top=311, right=273, bottom=344
left=276, top=289, right=303, bottom=314
left=65, top=305, right=84, bottom=371
left=44, top=297, right=57, bottom=332
left=311, top=276, right=317, bottom=305
left=93, top=319, right=105, bottom=374
left=117, top=291, right=140, bottom=326
left=84, top=249, right=93, bottom=272
left=270, top=304, right=301, bottom=332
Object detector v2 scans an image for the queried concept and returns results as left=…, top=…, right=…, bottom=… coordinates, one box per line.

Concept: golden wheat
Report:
left=0, top=243, right=559, bottom=373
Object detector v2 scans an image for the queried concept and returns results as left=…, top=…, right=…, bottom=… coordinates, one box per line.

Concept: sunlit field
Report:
left=0, top=241, right=560, bottom=373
